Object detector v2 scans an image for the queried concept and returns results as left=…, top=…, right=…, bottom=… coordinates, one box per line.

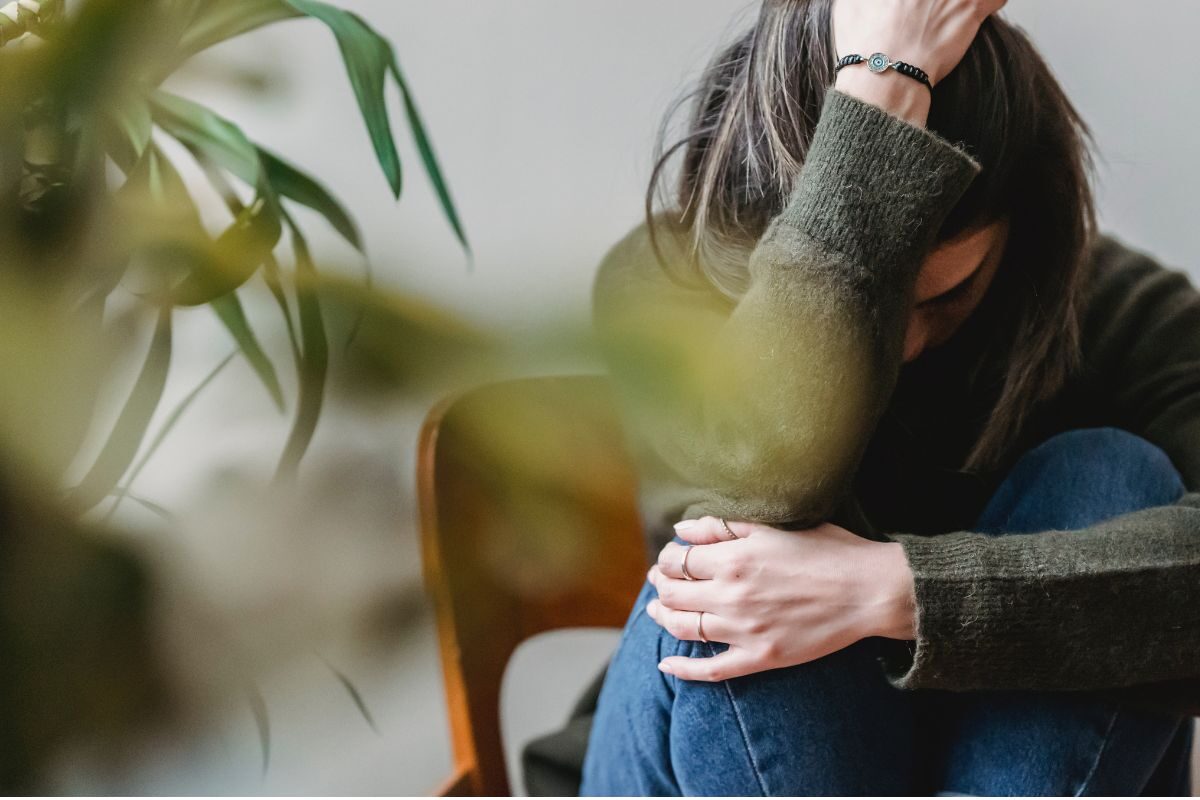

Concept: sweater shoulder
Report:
left=1082, top=230, right=1198, bottom=305
left=1078, top=231, right=1200, bottom=348
left=590, top=215, right=729, bottom=328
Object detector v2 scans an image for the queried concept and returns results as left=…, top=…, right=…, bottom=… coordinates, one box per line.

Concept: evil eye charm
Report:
left=867, top=52, right=891, bottom=72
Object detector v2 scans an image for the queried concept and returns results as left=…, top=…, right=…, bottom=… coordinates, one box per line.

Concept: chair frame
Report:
left=417, top=375, right=646, bottom=795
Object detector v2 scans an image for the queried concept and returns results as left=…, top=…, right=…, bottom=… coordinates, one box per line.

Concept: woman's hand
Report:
left=832, top=0, right=1007, bottom=126
left=645, top=516, right=916, bottom=682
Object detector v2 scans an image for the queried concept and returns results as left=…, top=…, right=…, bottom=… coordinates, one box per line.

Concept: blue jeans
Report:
left=580, top=428, right=1194, bottom=796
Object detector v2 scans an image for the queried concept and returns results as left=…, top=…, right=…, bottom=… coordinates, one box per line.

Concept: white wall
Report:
left=70, top=2, right=1197, bottom=794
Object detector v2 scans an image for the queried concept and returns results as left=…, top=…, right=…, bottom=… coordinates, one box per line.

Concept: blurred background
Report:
left=1, top=0, right=1197, bottom=794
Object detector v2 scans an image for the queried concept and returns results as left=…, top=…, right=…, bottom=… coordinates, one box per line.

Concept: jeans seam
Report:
left=1071, top=708, right=1119, bottom=796
left=705, top=641, right=770, bottom=796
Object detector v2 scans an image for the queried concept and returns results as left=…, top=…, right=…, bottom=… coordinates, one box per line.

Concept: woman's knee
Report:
left=581, top=581, right=690, bottom=795
left=668, top=637, right=919, bottom=795
left=975, top=427, right=1186, bottom=534
left=1024, top=427, right=1182, bottom=492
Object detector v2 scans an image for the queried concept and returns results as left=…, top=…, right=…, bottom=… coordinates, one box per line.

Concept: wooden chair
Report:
left=417, top=375, right=648, bottom=796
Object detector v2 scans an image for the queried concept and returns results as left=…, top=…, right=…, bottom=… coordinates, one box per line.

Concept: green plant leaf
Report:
left=280, top=0, right=469, bottom=253
left=259, top=146, right=362, bottom=251
left=106, top=350, right=236, bottom=522
left=316, top=653, right=379, bottom=734
left=247, top=684, right=271, bottom=777
left=168, top=5, right=470, bottom=255
left=105, top=90, right=154, bottom=171
left=275, top=217, right=327, bottom=480
left=70, top=305, right=173, bottom=513
left=116, top=141, right=202, bottom=230
left=211, top=294, right=285, bottom=411
left=175, top=0, right=301, bottom=64
left=262, top=252, right=303, bottom=368
left=389, top=59, right=471, bottom=257
left=282, top=0, right=402, bottom=197
left=150, top=90, right=261, bottom=186
left=168, top=191, right=283, bottom=306
left=150, top=92, right=291, bottom=305
left=116, top=143, right=283, bottom=309
left=185, top=148, right=304, bottom=372
left=127, top=493, right=175, bottom=521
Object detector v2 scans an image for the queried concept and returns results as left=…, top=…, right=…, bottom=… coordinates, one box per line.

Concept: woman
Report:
left=548, top=0, right=1200, bottom=796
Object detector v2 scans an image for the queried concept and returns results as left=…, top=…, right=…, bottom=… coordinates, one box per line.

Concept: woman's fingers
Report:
left=647, top=563, right=719, bottom=611
left=672, top=515, right=754, bottom=544
left=658, top=645, right=764, bottom=682
left=644, top=599, right=736, bottom=645
left=656, top=539, right=725, bottom=580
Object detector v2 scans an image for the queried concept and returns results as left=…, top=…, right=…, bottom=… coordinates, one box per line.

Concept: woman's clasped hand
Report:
left=645, top=516, right=918, bottom=681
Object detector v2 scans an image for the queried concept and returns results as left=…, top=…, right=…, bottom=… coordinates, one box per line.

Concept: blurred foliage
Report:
left=0, top=0, right=486, bottom=788
left=1, top=0, right=470, bottom=503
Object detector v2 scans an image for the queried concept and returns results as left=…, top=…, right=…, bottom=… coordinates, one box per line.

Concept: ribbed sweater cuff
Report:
left=877, top=531, right=988, bottom=690
left=765, top=88, right=983, bottom=275
left=880, top=514, right=1200, bottom=693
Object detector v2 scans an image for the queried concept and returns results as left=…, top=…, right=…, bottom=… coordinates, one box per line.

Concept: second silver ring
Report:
left=680, top=544, right=697, bottom=580
left=718, top=516, right=739, bottom=540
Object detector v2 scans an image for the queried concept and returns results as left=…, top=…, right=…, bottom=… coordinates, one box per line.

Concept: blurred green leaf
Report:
left=149, top=92, right=292, bottom=305
left=262, top=252, right=303, bottom=367
left=165, top=3, right=470, bottom=253
left=115, top=143, right=284, bottom=309
left=315, top=271, right=503, bottom=393
left=211, top=294, right=285, bottom=411
left=105, top=91, right=153, bottom=171
left=186, top=149, right=304, bottom=376
left=390, top=59, right=471, bottom=257
left=41, top=0, right=151, bottom=114
left=126, top=493, right=174, bottom=521
left=150, top=90, right=261, bottom=185
left=282, top=0, right=402, bottom=198
left=317, top=653, right=379, bottom=734
left=107, top=350, right=237, bottom=522
left=275, top=218, right=327, bottom=479
left=169, top=191, right=283, bottom=306
left=259, top=146, right=362, bottom=251
left=276, top=0, right=470, bottom=254
left=175, top=0, right=301, bottom=64
left=119, top=141, right=196, bottom=213
left=70, top=305, right=173, bottom=513
left=247, top=684, right=271, bottom=777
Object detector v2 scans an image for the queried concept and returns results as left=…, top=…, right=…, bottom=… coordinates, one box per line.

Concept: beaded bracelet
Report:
left=835, top=52, right=933, bottom=91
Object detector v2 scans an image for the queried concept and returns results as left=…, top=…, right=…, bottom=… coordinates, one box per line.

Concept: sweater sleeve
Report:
left=879, top=241, right=1200, bottom=709
left=592, top=88, right=981, bottom=527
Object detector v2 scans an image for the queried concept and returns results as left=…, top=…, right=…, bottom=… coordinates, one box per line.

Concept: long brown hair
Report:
left=644, top=1, right=1099, bottom=472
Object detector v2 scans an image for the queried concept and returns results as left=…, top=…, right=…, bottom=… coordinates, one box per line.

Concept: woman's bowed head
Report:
left=635, top=0, right=1098, bottom=679
left=645, top=515, right=916, bottom=682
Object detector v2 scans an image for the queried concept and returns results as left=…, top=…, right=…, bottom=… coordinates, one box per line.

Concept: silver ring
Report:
left=696, top=610, right=708, bottom=643
left=680, top=544, right=696, bottom=581
left=718, top=516, right=739, bottom=540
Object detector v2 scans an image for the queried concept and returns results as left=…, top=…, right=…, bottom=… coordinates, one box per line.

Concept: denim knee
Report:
left=974, top=426, right=1186, bottom=534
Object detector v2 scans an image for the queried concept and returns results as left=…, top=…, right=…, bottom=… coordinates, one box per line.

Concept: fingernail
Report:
left=673, top=520, right=696, bottom=531
left=657, top=661, right=672, bottom=673
left=644, top=599, right=656, bottom=615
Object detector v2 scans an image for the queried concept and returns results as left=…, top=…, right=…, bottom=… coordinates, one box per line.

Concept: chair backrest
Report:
left=417, top=374, right=647, bottom=796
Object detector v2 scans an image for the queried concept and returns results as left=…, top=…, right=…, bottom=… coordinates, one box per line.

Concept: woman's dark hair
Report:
left=644, top=0, right=1099, bottom=472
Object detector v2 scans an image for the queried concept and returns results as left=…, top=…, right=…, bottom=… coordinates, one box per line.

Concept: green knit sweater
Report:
left=591, top=88, right=1200, bottom=712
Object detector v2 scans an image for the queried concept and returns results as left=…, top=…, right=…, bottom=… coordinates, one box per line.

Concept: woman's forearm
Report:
left=594, top=90, right=981, bottom=527
left=833, top=67, right=931, bottom=128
